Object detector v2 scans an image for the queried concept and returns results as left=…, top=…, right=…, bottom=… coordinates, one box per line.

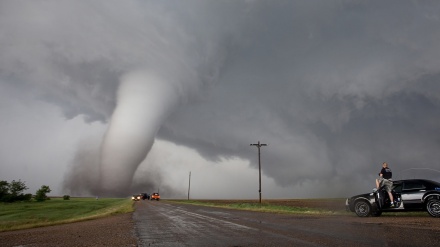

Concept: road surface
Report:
left=133, top=200, right=440, bottom=246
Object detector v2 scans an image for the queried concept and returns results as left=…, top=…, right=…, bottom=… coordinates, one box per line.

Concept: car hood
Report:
left=349, top=192, right=374, bottom=199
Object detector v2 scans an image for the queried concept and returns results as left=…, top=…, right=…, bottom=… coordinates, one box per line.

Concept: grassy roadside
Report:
left=167, top=199, right=349, bottom=216
left=167, top=199, right=430, bottom=217
left=0, top=197, right=134, bottom=232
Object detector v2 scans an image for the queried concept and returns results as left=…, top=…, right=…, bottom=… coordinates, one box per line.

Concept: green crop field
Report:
left=0, top=197, right=134, bottom=232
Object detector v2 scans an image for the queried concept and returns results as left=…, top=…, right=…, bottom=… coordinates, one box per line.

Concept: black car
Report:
left=141, top=193, right=150, bottom=200
left=346, top=179, right=440, bottom=217
left=131, top=194, right=142, bottom=201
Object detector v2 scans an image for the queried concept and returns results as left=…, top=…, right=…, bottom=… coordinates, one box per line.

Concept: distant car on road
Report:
left=346, top=179, right=440, bottom=217
left=141, top=193, right=150, bottom=200
left=151, top=192, right=160, bottom=201
left=132, top=194, right=142, bottom=201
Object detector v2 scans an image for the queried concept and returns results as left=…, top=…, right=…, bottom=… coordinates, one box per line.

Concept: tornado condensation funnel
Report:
left=99, top=71, right=178, bottom=196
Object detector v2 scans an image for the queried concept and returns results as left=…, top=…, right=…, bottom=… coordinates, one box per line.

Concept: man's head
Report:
left=383, top=162, right=388, bottom=168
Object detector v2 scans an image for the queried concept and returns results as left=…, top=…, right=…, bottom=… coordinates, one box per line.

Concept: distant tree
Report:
left=9, top=180, right=28, bottom=197
left=63, top=195, right=70, bottom=200
left=0, top=180, right=8, bottom=194
left=35, top=185, right=51, bottom=202
left=0, top=180, right=29, bottom=202
left=0, top=180, right=9, bottom=201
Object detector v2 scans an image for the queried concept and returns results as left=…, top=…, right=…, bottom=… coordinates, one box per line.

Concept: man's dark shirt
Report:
left=380, top=167, right=392, bottom=179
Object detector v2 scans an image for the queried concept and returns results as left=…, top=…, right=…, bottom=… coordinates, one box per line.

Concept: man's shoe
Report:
left=390, top=203, right=395, bottom=208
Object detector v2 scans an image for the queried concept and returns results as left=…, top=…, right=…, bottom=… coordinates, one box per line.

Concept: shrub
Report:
left=35, top=185, right=51, bottom=202
left=16, top=193, right=32, bottom=202
left=63, top=195, right=70, bottom=200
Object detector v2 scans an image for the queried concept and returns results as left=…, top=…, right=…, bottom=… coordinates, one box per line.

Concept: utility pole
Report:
left=250, top=141, right=267, bottom=204
left=188, top=171, right=191, bottom=200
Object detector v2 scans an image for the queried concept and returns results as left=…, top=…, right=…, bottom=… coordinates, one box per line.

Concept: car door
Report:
left=401, top=180, right=426, bottom=209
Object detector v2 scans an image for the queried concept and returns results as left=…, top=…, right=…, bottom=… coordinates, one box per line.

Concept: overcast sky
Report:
left=1, top=0, right=440, bottom=199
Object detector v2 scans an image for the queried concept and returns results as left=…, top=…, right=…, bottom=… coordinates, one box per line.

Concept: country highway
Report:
left=133, top=200, right=440, bottom=247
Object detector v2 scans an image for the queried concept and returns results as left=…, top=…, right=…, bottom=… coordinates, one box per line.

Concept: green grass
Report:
left=167, top=200, right=345, bottom=215
left=168, top=199, right=431, bottom=217
left=227, top=202, right=332, bottom=214
left=0, top=197, right=134, bottom=232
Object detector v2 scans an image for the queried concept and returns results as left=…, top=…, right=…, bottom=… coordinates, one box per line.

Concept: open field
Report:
left=169, top=198, right=348, bottom=214
left=0, top=197, right=133, bottom=232
left=2, top=197, right=348, bottom=233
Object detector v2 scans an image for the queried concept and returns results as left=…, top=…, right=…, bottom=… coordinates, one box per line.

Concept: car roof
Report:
left=393, top=179, right=440, bottom=186
left=394, top=178, right=438, bottom=182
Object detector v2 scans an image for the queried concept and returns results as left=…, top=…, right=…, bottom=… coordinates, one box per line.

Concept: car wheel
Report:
left=354, top=200, right=371, bottom=217
left=426, top=198, right=440, bottom=217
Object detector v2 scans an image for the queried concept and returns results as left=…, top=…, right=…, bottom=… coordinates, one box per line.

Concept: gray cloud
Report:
left=1, top=0, right=440, bottom=198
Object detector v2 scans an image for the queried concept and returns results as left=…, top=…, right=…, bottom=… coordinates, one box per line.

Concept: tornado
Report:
left=99, top=71, right=179, bottom=196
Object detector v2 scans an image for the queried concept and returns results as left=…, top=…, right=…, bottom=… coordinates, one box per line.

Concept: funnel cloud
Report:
left=2, top=1, right=440, bottom=198
left=100, top=71, right=179, bottom=196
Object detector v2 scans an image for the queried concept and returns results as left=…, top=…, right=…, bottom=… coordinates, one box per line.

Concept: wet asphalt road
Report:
left=133, top=200, right=440, bottom=247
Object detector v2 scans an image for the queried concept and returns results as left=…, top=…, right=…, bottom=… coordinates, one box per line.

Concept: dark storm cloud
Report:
left=159, top=0, right=440, bottom=193
left=1, top=0, right=440, bottom=197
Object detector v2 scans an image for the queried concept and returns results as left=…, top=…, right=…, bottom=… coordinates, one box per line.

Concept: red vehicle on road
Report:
left=151, top=193, right=160, bottom=201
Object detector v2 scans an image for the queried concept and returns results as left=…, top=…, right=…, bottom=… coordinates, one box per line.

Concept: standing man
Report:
left=376, top=162, right=395, bottom=207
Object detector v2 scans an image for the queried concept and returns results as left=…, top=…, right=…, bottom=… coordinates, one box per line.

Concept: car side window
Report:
left=403, top=181, right=426, bottom=190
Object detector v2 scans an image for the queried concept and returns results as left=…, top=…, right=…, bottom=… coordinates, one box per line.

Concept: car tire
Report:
left=354, top=200, right=371, bottom=217
left=426, top=198, right=440, bottom=217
